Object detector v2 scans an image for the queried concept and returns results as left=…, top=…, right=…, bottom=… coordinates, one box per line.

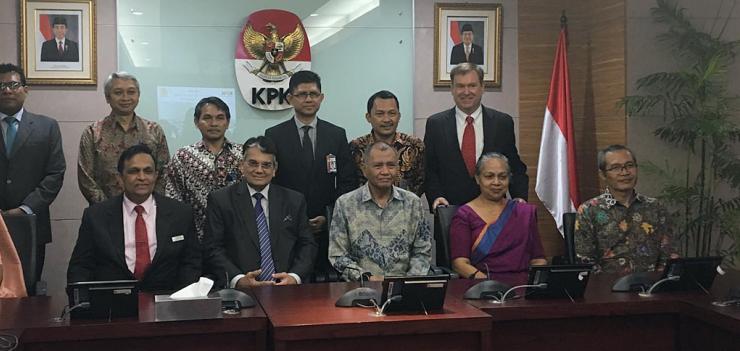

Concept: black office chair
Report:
left=553, top=212, right=577, bottom=265
left=432, top=205, right=459, bottom=276
left=4, top=213, right=38, bottom=294
left=312, top=205, right=341, bottom=283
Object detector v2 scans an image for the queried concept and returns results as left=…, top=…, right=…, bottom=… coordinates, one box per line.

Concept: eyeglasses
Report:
left=246, top=160, right=275, bottom=170
left=0, top=81, right=24, bottom=91
left=291, top=92, right=321, bottom=100
left=605, top=162, right=637, bottom=173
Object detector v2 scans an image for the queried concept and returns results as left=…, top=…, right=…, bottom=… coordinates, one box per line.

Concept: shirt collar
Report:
left=600, top=189, right=650, bottom=209
left=359, top=183, right=404, bottom=204
left=1, top=107, right=24, bottom=121
left=368, top=130, right=403, bottom=146
left=122, top=194, right=156, bottom=215
left=247, top=183, right=270, bottom=201
left=293, top=115, right=317, bottom=130
left=196, top=139, right=234, bottom=152
left=455, top=105, right=482, bottom=122
left=108, top=113, right=141, bottom=131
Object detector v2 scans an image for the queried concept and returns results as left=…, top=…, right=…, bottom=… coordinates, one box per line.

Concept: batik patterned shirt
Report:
left=329, top=184, right=432, bottom=281
left=164, top=140, right=242, bottom=240
left=349, top=132, right=425, bottom=196
left=78, top=114, right=170, bottom=204
left=575, top=190, right=676, bottom=274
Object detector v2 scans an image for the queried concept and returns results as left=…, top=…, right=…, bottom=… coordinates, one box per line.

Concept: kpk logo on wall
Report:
left=235, top=9, right=311, bottom=111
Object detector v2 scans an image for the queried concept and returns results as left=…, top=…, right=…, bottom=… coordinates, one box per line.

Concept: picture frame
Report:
left=19, top=0, right=96, bottom=85
left=434, top=3, right=502, bottom=88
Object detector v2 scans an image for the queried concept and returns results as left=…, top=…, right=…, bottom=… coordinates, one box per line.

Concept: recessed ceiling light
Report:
left=309, top=13, right=319, bottom=17
left=141, top=41, right=149, bottom=45
left=130, top=9, right=143, bottom=16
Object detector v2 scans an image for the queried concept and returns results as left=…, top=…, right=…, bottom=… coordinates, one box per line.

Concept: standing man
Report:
left=330, top=142, right=431, bottom=281
left=575, top=145, right=678, bottom=274
left=264, top=70, right=356, bottom=280
left=78, top=72, right=170, bottom=205
left=164, top=96, right=242, bottom=240
left=40, top=17, right=79, bottom=62
left=425, top=63, right=528, bottom=209
left=349, top=90, right=424, bottom=197
left=0, top=63, right=66, bottom=285
left=68, top=144, right=201, bottom=292
left=203, top=136, right=317, bottom=289
left=449, top=24, right=483, bottom=65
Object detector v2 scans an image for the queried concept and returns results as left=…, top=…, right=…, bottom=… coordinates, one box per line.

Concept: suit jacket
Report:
left=450, top=43, right=484, bottom=65
left=203, top=182, right=317, bottom=287
left=67, top=194, right=202, bottom=292
left=265, top=118, right=357, bottom=218
left=424, top=106, right=528, bottom=207
left=0, top=110, right=65, bottom=244
left=40, top=39, right=79, bottom=62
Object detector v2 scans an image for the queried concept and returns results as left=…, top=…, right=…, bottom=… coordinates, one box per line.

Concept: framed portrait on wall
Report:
left=434, top=3, right=502, bottom=88
left=19, top=0, right=96, bottom=85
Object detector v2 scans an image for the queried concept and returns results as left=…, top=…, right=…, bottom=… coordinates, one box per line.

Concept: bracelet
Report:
left=469, top=270, right=480, bottom=279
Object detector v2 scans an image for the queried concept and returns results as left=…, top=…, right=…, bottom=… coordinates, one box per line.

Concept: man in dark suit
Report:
left=449, top=24, right=484, bottom=65
left=0, top=63, right=65, bottom=285
left=264, top=70, right=356, bottom=280
left=67, top=144, right=201, bottom=292
left=40, top=17, right=79, bottom=62
left=203, top=136, right=317, bottom=289
left=425, top=63, right=528, bottom=210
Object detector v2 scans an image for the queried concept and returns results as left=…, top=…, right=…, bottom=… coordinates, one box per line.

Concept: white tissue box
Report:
left=154, top=295, right=223, bottom=322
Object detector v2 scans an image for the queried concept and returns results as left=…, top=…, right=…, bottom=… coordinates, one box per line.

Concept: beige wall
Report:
left=1, top=0, right=117, bottom=299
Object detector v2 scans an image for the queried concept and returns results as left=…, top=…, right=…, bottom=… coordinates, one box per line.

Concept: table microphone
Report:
left=335, top=267, right=381, bottom=307
left=463, top=263, right=515, bottom=300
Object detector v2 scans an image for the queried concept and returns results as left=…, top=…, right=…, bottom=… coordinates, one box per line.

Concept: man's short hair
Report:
left=0, top=63, right=27, bottom=86
left=461, top=23, right=473, bottom=33
left=53, top=17, right=68, bottom=27
left=288, top=70, right=321, bottom=94
left=366, top=90, right=399, bottom=114
left=243, top=136, right=278, bottom=164
left=597, top=144, right=637, bottom=171
left=117, top=144, right=156, bottom=174
left=363, top=141, right=399, bottom=163
left=476, top=152, right=510, bottom=176
left=104, top=71, right=140, bottom=98
left=450, top=62, right=484, bottom=85
left=194, top=96, right=230, bottom=122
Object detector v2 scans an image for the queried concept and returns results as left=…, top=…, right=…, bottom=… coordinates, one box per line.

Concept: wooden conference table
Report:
left=1, top=272, right=739, bottom=351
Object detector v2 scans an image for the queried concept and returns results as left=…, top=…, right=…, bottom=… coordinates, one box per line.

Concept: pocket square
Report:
left=283, top=215, right=293, bottom=223
left=171, top=235, right=185, bottom=242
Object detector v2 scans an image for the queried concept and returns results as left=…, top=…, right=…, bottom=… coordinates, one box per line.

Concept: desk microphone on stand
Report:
left=335, top=267, right=381, bottom=307
left=464, top=263, right=516, bottom=300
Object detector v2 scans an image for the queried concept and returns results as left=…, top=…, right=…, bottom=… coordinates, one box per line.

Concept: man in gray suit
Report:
left=0, top=63, right=66, bottom=284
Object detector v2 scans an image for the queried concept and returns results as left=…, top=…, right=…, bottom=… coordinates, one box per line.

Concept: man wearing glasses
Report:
left=265, top=70, right=356, bottom=281
left=0, top=63, right=66, bottom=286
left=203, top=136, right=317, bottom=289
left=575, top=144, right=678, bottom=274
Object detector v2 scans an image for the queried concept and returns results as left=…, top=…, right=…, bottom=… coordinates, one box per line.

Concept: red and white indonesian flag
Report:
left=535, top=27, right=580, bottom=235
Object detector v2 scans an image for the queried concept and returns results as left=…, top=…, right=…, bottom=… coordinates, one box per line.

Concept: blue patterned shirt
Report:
left=329, top=184, right=432, bottom=281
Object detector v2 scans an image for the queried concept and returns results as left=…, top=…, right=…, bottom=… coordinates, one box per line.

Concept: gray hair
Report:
left=104, top=71, right=140, bottom=97
left=597, top=144, right=636, bottom=171
left=475, top=152, right=510, bottom=176
left=362, top=141, right=398, bottom=164
left=450, top=63, right=484, bottom=85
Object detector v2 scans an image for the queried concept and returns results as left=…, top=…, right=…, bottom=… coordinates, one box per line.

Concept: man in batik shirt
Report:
left=78, top=72, right=169, bottom=204
left=164, top=97, right=242, bottom=240
left=575, top=145, right=678, bottom=274
left=330, top=141, right=431, bottom=281
left=349, top=90, right=424, bottom=196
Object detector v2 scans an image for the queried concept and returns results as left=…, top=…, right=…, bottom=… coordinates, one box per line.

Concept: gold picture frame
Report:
left=434, top=3, right=502, bottom=88
left=19, top=0, right=96, bottom=85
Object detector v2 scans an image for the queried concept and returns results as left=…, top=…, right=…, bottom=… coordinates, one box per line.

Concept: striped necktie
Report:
left=253, top=193, right=276, bottom=281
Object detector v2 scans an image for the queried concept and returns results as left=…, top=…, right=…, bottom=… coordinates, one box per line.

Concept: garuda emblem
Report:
left=242, top=22, right=305, bottom=82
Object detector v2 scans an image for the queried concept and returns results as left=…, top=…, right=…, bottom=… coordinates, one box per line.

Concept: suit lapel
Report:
left=443, top=110, right=469, bottom=172
left=149, top=194, right=171, bottom=268
left=8, top=111, right=34, bottom=159
left=481, top=107, right=496, bottom=152
left=234, top=182, right=260, bottom=250
left=107, top=196, right=129, bottom=272
left=267, top=185, right=282, bottom=263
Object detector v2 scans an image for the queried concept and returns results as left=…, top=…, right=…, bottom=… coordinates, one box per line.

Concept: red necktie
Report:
left=461, top=116, right=476, bottom=177
left=133, top=205, right=151, bottom=280
left=57, top=41, right=64, bottom=55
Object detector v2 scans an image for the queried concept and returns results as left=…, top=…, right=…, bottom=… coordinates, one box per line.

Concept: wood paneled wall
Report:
left=518, top=0, right=627, bottom=258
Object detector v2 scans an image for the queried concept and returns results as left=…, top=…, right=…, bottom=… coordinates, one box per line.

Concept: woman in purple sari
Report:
left=450, top=153, right=547, bottom=287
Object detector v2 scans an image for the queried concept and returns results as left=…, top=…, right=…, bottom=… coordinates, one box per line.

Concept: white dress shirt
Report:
left=455, top=105, right=484, bottom=160
left=122, top=194, right=157, bottom=274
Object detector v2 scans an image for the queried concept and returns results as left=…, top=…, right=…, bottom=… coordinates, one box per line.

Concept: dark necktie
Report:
left=254, top=193, right=276, bottom=281
left=301, top=125, right=314, bottom=166
left=133, top=205, right=151, bottom=280
left=4, top=117, right=17, bottom=156
left=58, top=41, right=64, bottom=55
left=461, top=116, right=476, bottom=177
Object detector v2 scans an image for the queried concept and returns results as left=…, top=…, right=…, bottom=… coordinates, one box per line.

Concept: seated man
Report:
left=575, top=145, right=678, bottom=274
left=67, top=144, right=201, bottom=292
left=203, top=136, right=317, bottom=289
left=329, top=141, right=431, bottom=281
